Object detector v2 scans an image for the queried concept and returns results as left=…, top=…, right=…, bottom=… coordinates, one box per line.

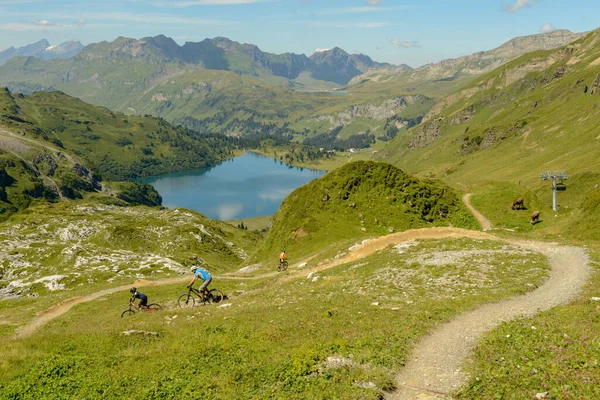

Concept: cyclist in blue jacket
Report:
left=187, top=265, right=212, bottom=300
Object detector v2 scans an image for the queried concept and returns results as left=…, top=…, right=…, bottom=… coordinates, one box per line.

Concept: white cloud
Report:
left=315, top=48, right=330, bottom=52
left=357, top=22, right=389, bottom=28
left=156, top=0, right=274, bottom=6
left=388, top=38, right=419, bottom=48
left=367, top=0, right=382, bottom=5
left=298, top=6, right=407, bottom=16
left=65, top=11, right=231, bottom=26
left=32, top=19, right=62, bottom=27
left=540, top=23, right=555, bottom=33
left=298, top=20, right=390, bottom=28
left=0, top=10, right=233, bottom=26
left=501, top=0, right=538, bottom=13
left=0, top=0, right=44, bottom=3
left=0, top=20, right=86, bottom=31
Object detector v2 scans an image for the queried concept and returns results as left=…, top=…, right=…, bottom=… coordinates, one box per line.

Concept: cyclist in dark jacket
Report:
left=129, top=287, right=148, bottom=309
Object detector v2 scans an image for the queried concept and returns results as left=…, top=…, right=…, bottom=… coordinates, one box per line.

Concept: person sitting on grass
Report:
left=129, top=287, right=148, bottom=310
left=187, top=264, right=212, bottom=300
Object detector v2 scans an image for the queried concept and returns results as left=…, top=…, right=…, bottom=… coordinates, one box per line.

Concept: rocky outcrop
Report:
left=408, top=118, right=444, bottom=150
left=590, top=73, right=600, bottom=94
left=316, top=95, right=429, bottom=129
left=349, top=30, right=584, bottom=87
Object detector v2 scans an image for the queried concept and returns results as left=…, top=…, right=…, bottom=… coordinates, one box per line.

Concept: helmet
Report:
left=190, top=266, right=196, bottom=272
left=281, top=250, right=285, bottom=252
left=130, top=287, right=136, bottom=294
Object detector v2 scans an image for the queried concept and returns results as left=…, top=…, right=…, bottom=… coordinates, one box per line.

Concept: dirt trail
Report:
left=13, top=228, right=494, bottom=339
left=386, top=197, right=592, bottom=399
left=388, top=241, right=590, bottom=399
left=462, top=193, right=492, bottom=231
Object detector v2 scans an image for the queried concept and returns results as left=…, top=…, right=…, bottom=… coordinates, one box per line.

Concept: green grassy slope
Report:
left=0, top=87, right=244, bottom=220
left=0, top=88, right=237, bottom=181
left=0, top=234, right=550, bottom=399
left=377, top=29, right=600, bottom=236
left=381, top=30, right=600, bottom=185
left=371, top=29, right=600, bottom=398
left=252, top=161, right=477, bottom=264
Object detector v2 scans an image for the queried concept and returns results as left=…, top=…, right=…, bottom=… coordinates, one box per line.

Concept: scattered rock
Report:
left=354, top=381, right=378, bottom=390
left=323, top=355, right=356, bottom=370
left=122, top=330, right=159, bottom=337
left=238, top=264, right=260, bottom=274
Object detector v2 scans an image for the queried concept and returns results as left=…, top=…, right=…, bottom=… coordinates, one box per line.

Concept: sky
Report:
left=0, top=0, right=598, bottom=68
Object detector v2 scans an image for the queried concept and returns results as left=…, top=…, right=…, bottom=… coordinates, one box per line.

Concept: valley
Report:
left=1, top=10, right=600, bottom=400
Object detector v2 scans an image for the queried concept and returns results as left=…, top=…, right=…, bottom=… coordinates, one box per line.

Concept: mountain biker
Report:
left=188, top=264, right=212, bottom=300
left=279, top=249, right=287, bottom=265
left=129, top=287, right=148, bottom=309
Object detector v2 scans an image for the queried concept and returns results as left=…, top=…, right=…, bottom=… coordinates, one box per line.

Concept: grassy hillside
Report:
left=0, top=88, right=238, bottom=181
left=375, top=30, right=600, bottom=238
left=381, top=30, right=600, bottom=186
left=252, top=161, right=477, bottom=265
left=367, top=29, right=600, bottom=399
left=0, top=225, right=550, bottom=398
left=0, top=87, right=247, bottom=220
left=0, top=201, right=260, bottom=301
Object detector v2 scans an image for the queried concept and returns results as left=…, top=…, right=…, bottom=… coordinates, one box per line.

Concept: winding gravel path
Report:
left=386, top=197, right=592, bottom=399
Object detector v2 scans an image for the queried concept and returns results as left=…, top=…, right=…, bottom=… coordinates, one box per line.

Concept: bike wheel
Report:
left=282, top=261, right=288, bottom=271
left=178, top=294, right=195, bottom=309
left=146, top=303, right=163, bottom=313
left=121, top=309, right=136, bottom=318
left=207, top=289, right=224, bottom=304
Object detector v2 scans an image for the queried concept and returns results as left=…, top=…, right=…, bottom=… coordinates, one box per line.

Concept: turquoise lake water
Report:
left=142, top=152, right=326, bottom=220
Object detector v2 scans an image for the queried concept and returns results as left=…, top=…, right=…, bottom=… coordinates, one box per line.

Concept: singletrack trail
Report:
left=462, top=193, right=492, bottom=231
left=13, top=228, right=494, bottom=339
left=385, top=195, right=592, bottom=399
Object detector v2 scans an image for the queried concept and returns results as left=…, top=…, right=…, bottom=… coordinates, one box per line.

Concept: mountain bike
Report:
left=121, top=302, right=163, bottom=318
left=178, top=286, right=224, bottom=308
left=277, top=259, right=289, bottom=272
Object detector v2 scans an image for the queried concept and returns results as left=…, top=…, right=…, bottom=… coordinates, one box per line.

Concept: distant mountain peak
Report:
left=0, top=38, right=82, bottom=65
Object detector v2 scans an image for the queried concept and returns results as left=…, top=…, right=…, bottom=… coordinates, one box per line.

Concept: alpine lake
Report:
left=142, top=152, right=326, bottom=220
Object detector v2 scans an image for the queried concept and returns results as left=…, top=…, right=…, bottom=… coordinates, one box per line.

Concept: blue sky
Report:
left=0, top=0, right=598, bottom=68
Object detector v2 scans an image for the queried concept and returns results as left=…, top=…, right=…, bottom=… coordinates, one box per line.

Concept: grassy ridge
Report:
left=252, top=161, right=478, bottom=265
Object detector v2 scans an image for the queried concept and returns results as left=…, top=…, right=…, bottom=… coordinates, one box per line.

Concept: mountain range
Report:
left=0, top=39, right=83, bottom=66
left=0, top=30, right=585, bottom=150
left=74, top=35, right=392, bottom=87
left=348, top=29, right=585, bottom=96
